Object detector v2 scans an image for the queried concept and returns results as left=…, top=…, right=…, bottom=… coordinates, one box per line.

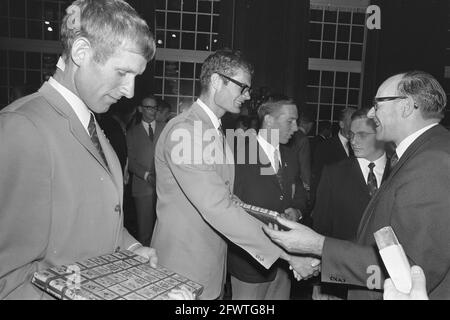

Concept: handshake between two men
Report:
left=263, top=216, right=325, bottom=281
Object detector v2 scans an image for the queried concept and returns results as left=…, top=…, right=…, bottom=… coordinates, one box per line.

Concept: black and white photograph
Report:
left=0, top=0, right=449, bottom=309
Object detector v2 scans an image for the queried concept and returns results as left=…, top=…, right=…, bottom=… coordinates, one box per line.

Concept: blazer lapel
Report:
left=97, top=123, right=123, bottom=199
left=39, top=82, right=112, bottom=176
left=381, top=160, right=391, bottom=184
left=191, top=103, right=234, bottom=184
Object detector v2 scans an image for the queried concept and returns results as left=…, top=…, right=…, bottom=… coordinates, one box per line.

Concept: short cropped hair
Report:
left=200, top=49, right=254, bottom=93
left=61, top=0, right=155, bottom=64
left=339, top=107, right=357, bottom=122
left=257, top=97, right=296, bottom=124
left=396, top=71, right=447, bottom=120
left=351, top=108, right=377, bottom=131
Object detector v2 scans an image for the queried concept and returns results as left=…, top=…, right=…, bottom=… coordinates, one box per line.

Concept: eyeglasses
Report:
left=348, top=131, right=377, bottom=140
left=217, top=73, right=252, bottom=96
left=141, top=105, right=158, bottom=111
left=372, top=96, right=408, bottom=111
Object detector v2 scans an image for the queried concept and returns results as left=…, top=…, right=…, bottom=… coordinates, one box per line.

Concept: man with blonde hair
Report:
left=0, top=0, right=159, bottom=299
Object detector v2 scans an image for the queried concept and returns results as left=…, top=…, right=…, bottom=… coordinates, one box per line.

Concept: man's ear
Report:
left=211, top=73, right=223, bottom=92
left=264, top=114, right=273, bottom=127
left=401, top=97, right=415, bottom=118
left=70, top=37, right=91, bottom=67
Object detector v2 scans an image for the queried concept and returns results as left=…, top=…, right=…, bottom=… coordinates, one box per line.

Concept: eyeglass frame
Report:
left=372, top=96, right=409, bottom=112
left=217, top=73, right=252, bottom=96
left=348, top=131, right=377, bottom=140
left=141, top=104, right=159, bottom=111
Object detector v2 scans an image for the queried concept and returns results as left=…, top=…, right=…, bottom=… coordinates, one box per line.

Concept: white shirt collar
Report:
left=196, top=98, right=221, bottom=131
left=48, top=77, right=92, bottom=134
left=142, top=120, right=156, bottom=134
left=338, top=131, right=350, bottom=156
left=395, top=123, right=438, bottom=159
left=56, top=56, right=65, bottom=71
left=257, top=132, right=281, bottom=171
left=357, top=153, right=387, bottom=186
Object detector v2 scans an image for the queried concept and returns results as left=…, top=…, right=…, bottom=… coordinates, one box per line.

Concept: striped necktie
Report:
left=88, top=114, right=108, bottom=169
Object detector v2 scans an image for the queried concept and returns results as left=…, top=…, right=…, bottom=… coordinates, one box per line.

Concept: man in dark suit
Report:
left=264, top=71, right=450, bottom=299
left=311, top=108, right=355, bottom=196
left=287, top=126, right=311, bottom=192
left=309, top=121, right=332, bottom=160
left=228, top=97, right=308, bottom=299
left=0, top=0, right=159, bottom=299
left=311, top=108, right=356, bottom=204
left=312, top=108, right=389, bottom=299
left=127, top=95, right=165, bottom=246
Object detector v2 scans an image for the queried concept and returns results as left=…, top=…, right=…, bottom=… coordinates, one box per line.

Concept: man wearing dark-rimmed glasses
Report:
left=151, top=49, right=317, bottom=299
left=217, top=73, right=252, bottom=96
left=263, top=70, right=450, bottom=300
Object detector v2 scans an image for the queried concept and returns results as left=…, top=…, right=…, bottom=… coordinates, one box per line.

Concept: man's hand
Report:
left=282, top=208, right=302, bottom=222
left=383, top=266, right=429, bottom=300
left=131, top=245, right=158, bottom=268
left=289, top=256, right=321, bottom=281
left=146, top=174, right=155, bottom=185
left=167, top=287, right=196, bottom=300
left=262, top=217, right=325, bottom=256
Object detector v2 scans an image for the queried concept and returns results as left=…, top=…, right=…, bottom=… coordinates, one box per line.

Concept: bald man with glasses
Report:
left=264, top=71, right=450, bottom=300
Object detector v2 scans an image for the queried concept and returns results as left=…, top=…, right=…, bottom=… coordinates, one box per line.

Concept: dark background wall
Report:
left=362, top=0, right=448, bottom=107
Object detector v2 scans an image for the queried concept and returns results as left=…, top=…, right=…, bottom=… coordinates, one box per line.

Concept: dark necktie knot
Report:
left=368, top=162, right=375, bottom=171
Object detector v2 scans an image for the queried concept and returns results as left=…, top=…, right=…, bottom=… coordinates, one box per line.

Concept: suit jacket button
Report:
left=225, top=181, right=230, bottom=186
left=279, top=195, right=284, bottom=200
left=115, top=205, right=121, bottom=213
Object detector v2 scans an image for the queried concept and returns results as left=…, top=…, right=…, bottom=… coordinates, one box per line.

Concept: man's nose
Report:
left=120, top=77, right=135, bottom=99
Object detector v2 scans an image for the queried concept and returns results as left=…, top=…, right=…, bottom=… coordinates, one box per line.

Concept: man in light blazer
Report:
left=264, top=71, right=450, bottom=299
left=151, top=50, right=320, bottom=300
left=0, top=0, right=159, bottom=299
left=127, top=95, right=166, bottom=246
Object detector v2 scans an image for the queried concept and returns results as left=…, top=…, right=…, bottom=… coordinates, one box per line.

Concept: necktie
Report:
left=273, top=148, right=284, bottom=192
left=390, top=152, right=399, bottom=168
left=218, top=124, right=226, bottom=152
left=147, top=123, right=154, bottom=141
left=367, top=162, right=378, bottom=197
left=88, top=114, right=108, bottom=169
